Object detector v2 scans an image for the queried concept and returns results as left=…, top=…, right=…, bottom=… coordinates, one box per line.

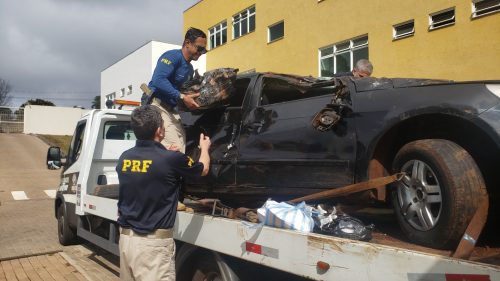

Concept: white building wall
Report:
left=101, top=40, right=206, bottom=109
left=24, top=105, right=89, bottom=135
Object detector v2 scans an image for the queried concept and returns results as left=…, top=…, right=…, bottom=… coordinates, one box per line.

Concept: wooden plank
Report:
left=47, top=254, right=76, bottom=280
left=0, top=261, right=18, bottom=281
left=36, top=255, right=65, bottom=281
left=18, top=258, right=43, bottom=281
left=54, top=254, right=86, bottom=281
left=28, top=256, right=54, bottom=281
left=10, top=259, right=29, bottom=281
left=0, top=261, right=7, bottom=281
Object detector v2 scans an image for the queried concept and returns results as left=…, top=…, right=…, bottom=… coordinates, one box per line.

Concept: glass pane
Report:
left=320, top=47, right=333, bottom=57
left=395, top=22, right=414, bottom=36
left=222, top=21, right=227, bottom=28
left=249, top=6, right=255, bottom=14
left=269, top=21, right=284, bottom=41
left=241, top=17, right=248, bottom=35
left=336, top=42, right=350, bottom=52
left=222, top=29, right=227, bottom=44
left=210, top=34, right=215, bottom=49
left=215, top=34, right=221, bottom=46
left=353, top=36, right=368, bottom=47
left=234, top=22, right=240, bottom=38
left=320, top=57, right=334, bottom=77
left=433, top=9, right=454, bottom=22
left=353, top=47, right=369, bottom=63
left=249, top=14, right=255, bottom=32
left=335, top=52, right=351, bottom=73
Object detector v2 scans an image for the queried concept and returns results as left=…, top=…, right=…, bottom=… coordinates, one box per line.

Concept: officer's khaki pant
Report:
left=151, top=98, right=186, bottom=153
left=119, top=231, right=175, bottom=281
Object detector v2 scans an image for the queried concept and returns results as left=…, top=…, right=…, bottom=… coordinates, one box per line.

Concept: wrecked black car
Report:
left=180, top=72, right=500, bottom=249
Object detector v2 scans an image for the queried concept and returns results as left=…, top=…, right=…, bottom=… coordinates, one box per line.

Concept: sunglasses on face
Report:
left=193, top=44, right=207, bottom=54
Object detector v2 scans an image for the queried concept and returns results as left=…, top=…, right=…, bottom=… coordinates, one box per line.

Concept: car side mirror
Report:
left=47, top=146, right=62, bottom=170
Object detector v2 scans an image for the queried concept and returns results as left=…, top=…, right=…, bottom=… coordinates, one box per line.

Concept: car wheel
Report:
left=391, top=139, right=486, bottom=249
left=57, top=204, right=77, bottom=245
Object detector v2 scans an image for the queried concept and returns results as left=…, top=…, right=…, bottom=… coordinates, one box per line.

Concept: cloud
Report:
left=0, top=0, right=198, bottom=107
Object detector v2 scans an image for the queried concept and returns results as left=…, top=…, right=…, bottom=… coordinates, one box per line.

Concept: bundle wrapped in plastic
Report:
left=179, top=68, right=239, bottom=110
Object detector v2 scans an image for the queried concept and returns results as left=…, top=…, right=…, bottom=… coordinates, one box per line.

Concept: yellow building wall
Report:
left=184, top=0, right=500, bottom=81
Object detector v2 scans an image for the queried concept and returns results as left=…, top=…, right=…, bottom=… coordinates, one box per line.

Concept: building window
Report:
left=233, top=6, right=256, bottom=39
left=393, top=20, right=415, bottom=40
left=268, top=21, right=284, bottom=43
left=472, top=0, right=500, bottom=18
left=319, top=35, right=368, bottom=77
left=429, top=8, right=455, bottom=30
left=120, top=88, right=125, bottom=97
left=106, top=92, right=116, bottom=109
left=128, top=85, right=132, bottom=95
left=209, top=21, right=227, bottom=49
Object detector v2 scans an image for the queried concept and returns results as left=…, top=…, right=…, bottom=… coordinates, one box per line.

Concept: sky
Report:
left=0, top=0, right=199, bottom=108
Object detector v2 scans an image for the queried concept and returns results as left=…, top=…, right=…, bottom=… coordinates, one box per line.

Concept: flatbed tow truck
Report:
left=47, top=108, right=500, bottom=281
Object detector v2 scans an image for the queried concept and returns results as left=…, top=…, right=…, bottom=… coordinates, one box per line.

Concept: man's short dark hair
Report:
left=184, top=27, right=206, bottom=43
left=131, top=105, right=162, bottom=140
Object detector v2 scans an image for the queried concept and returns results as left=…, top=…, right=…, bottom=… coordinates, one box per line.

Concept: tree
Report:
left=0, top=78, right=12, bottom=106
left=20, top=98, right=55, bottom=108
left=91, top=95, right=101, bottom=109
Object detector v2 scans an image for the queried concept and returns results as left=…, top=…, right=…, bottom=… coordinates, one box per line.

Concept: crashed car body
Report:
left=180, top=73, right=500, bottom=249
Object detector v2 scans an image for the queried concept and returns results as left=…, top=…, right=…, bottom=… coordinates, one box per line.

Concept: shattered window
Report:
left=260, top=78, right=332, bottom=106
left=319, top=35, right=368, bottom=77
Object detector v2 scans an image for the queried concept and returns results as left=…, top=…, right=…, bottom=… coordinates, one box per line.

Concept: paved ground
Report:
left=0, top=133, right=119, bottom=280
left=0, top=134, right=62, bottom=261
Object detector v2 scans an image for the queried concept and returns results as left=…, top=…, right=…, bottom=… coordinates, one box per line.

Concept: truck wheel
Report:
left=57, top=204, right=77, bottom=245
left=391, top=139, right=486, bottom=249
left=192, top=258, right=223, bottom=281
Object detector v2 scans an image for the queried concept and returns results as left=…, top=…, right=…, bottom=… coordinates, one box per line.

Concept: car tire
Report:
left=57, top=204, right=77, bottom=246
left=391, top=139, right=486, bottom=249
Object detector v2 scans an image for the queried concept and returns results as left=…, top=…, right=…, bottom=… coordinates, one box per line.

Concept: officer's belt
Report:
left=120, top=227, right=173, bottom=239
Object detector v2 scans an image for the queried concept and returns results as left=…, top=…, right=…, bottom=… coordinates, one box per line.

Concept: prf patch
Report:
left=161, top=58, right=172, bottom=65
left=122, top=159, right=152, bottom=173
left=187, top=156, right=194, bottom=167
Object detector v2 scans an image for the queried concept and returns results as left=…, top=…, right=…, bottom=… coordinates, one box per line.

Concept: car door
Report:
left=236, top=76, right=357, bottom=197
left=182, top=76, right=255, bottom=193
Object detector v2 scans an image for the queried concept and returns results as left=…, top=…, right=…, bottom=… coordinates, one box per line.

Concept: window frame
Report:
left=393, top=20, right=415, bottom=40
left=209, top=20, right=228, bottom=50
left=429, top=8, right=456, bottom=31
left=318, top=35, right=369, bottom=77
left=232, top=6, right=256, bottom=40
left=472, top=0, right=500, bottom=18
left=268, top=20, right=284, bottom=43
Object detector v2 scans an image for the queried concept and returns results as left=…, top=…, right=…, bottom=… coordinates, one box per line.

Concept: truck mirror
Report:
left=47, top=146, right=62, bottom=170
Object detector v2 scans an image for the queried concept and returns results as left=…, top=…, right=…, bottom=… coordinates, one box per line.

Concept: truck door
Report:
left=236, top=76, right=357, bottom=197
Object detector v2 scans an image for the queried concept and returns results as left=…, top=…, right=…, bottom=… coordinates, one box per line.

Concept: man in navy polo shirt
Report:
left=148, top=27, right=207, bottom=154
left=116, top=105, right=211, bottom=281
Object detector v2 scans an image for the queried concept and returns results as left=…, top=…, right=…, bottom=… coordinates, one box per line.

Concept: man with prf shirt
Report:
left=116, top=105, right=211, bottom=281
left=148, top=27, right=207, bottom=153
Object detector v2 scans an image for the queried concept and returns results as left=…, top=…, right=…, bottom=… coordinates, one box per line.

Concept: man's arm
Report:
left=198, top=133, right=211, bottom=176
left=150, top=53, right=182, bottom=102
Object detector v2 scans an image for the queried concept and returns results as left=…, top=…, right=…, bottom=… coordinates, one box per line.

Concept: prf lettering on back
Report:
left=161, top=58, right=172, bottom=65
left=122, top=159, right=153, bottom=173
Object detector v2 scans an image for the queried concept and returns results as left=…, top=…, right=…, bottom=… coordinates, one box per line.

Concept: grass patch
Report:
left=37, top=134, right=72, bottom=156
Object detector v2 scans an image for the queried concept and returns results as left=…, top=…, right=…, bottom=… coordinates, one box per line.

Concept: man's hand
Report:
left=166, top=144, right=180, bottom=151
left=199, top=133, right=211, bottom=151
left=198, top=133, right=211, bottom=176
left=182, top=92, right=200, bottom=110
